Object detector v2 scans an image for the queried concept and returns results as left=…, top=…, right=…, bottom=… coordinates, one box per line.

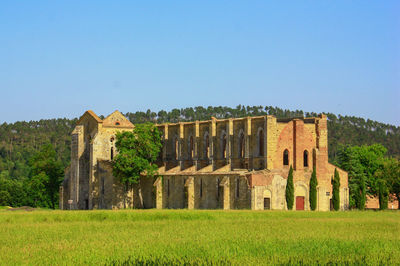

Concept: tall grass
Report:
left=0, top=210, right=399, bottom=265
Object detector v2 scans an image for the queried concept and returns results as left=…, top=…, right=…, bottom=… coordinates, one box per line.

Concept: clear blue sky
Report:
left=1, top=1, right=399, bottom=125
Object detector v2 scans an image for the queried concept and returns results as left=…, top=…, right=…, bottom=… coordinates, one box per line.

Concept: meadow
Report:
left=0, top=209, right=399, bottom=265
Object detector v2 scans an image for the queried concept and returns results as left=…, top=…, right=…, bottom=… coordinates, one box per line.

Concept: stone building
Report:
left=60, top=110, right=349, bottom=211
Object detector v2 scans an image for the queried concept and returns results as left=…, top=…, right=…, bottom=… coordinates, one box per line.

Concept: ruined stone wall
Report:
left=64, top=111, right=349, bottom=211
left=215, top=121, right=228, bottom=168
left=231, top=120, right=245, bottom=169
left=160, top=174, right=250, bottom=210
left=95, top=160, right=155, bottom=209
left=250, top=118, right=266, bottom=170
left=198, top=122, right=211, bottom=168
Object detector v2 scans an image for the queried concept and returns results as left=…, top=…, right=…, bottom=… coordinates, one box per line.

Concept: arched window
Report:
left=174, top=138, right=179, bottom=160
left=303, top=150, right=309, bottom=167
left=216, top=178, right=220, bottom=199
left=110, top=137, right=114, bottom=160
left=189, top=136, right=194, bottom=159
left=283, top=149, right=289, bottom=166
left=221, top=132, right=227, bottom=159
left=258, top=129, right=264, bottom=156
left=204, top=132, right=210, bottom=159
left=238, top=131, right=245, bottom=158
left=167, top=179, right=170, bottom=197
left=236, top=178, right=240, bottom=198
left=115, top=121, right=120, bottom=126
left=200, top=179, right=203, bottom=197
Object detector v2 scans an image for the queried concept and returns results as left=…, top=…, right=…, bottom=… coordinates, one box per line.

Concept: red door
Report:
left=296, top=196, right=305, bottom=210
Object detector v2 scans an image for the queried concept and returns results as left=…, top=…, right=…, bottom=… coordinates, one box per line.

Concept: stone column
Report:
left=316, top=115, right=329, bottom=177
left=185, top=176, right=195, bottom=209
left=220, top=176, right=231, bottom=210
left=228, top=119, right=233, bottom=167
left=293, top=119, right=304, bottom=171
left=266, top=116, right=277, bottom=170
left=195, top=122, right=200, bottom=169
left=263, top=117, right=267, bottom=169
left=245, top=117, right=252, bottom=170
left=153, top=177, right=164, bottom=209
left=163, top=125, right=168, bottom=166
left=179, top=123, right=184, bottom=170
left=211, top=118, right=216, bottom=170
left=70, top=125, right=84, bottom=210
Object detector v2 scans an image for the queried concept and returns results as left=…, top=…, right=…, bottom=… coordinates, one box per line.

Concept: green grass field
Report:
left=0, top=209, right=399, bottom=265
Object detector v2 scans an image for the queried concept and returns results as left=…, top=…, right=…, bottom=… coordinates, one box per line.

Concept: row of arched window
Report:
left=283, top=149, right=310, bottom=167
left=171, top=129, right=265, bottom=160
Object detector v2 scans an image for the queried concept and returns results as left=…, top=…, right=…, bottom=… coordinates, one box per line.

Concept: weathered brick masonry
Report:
left=60, top=110, right=349, bottom=211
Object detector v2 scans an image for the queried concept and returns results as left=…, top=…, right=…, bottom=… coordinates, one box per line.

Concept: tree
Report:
left=29, top=144, right=64, bottom=209
left=376, top=158, right=400, bottom=209
left=378, top=179, right=388, bottom=210
left=336, top=144, right=387, bottom=209
left=285, top=166, right=294, bottom=210
left=309, top=167, right=318, bottom=211
left=113, top=123, right=162, bottom=208
left=357, top=175, right=367, bottom=210
left=0, top=190, right=11, bottom=206
left=332, top=168, right=340, bottom=211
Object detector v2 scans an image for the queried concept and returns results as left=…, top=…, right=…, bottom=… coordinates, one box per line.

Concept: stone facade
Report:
left=60, top=110, right=349, bottom=211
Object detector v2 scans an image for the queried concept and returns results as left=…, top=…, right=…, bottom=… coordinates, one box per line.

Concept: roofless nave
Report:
left=60, top=110, right=349, bottom=211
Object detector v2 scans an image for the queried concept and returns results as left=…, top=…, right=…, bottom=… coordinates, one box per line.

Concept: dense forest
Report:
left=1, top=105, right=399, bottom=207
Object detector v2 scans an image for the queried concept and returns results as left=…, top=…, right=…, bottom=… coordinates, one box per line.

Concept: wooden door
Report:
left=264, top=198, right=271, bottom=210
left=296, top=196, right=305, bottom=210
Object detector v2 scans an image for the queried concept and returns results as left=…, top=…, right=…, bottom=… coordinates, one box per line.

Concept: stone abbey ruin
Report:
left=60, top=110, right=349, bottom=211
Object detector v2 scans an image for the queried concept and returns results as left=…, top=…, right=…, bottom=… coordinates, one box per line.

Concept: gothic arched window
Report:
left=204, top=132, right=210, bottom=159
left=189, top=136, right=194, bottom=159
left=110, top=137, right=114, bottom=160
left=174, top=138, right=179, bottom=160
left=239, top=131, right=245, bottom=158
left=221, top=132, right=227, bottom=159
left=303, top=150, right=309, bottom=167
left=258, top=129, right=264, bottom=156
left=283, top=149, right=289, bottom=166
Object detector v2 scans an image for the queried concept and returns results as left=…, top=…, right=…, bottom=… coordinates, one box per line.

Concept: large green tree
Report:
left=285, top=166, right=294, bottom=210
left=112, top=123, right=162, bottom=208
left=336, top=144, right=387, bottom=209
left=29, top=144, right=64, bottom=209
left=309, top=167, right=318, bottom=211
left=332, top=168, right=340, bottom=211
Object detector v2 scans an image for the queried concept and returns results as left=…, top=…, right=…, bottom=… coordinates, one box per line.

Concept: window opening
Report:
left=200, top=179, right=203, bottom=198
left=303, top=150, right=309, bottom=167
left=236, top=178, right=240, bottom=198
left=283, top=149, right=289, bottom=166
left=239, top=132, right=245, bottom=158
left=222, top=133, right=227, bottom=159
left=258, top=129, right=264, bottom=156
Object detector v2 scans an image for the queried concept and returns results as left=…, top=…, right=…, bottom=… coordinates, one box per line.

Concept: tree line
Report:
left=0, top=105, right=399, bottom=208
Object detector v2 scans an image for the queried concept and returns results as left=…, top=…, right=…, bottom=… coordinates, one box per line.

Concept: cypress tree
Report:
left=378, top=179, right=388, bottom=210
left=285, top=166, right=294, bottom=210
left=332, top=168, right=340, bottom=211
left=309, top=166, right=318, bottom=211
